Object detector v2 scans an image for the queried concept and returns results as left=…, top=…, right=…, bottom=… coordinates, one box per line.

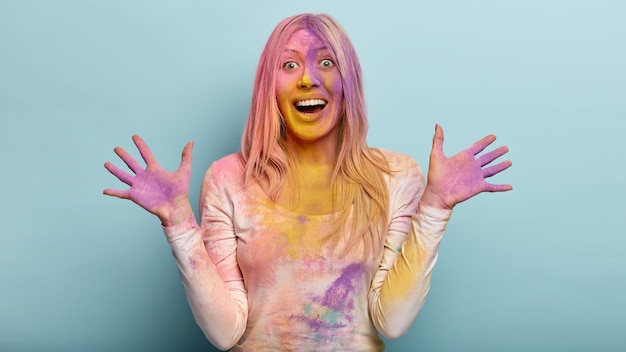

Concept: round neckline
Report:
left=250, top=181, right=340, bottom=219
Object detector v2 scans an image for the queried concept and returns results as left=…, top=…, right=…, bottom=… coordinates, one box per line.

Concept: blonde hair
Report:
left=241, top=13, right=390, bottom=256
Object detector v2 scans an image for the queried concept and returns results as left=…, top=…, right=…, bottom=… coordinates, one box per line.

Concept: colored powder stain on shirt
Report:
left=384, top=228, right=429, bottom=302
left=320, top=263, right=362, bottom=311
left=301, top=304, right=344, bottom=329
left=291, top=263, right=364, bottom=343
left=189, top=257, right=198, bottom=271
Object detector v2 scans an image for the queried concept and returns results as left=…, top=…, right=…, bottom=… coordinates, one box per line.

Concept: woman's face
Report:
left=275, top=28, right=344, bottom=146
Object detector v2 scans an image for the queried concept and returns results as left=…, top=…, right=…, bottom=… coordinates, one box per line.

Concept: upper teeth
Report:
left=296, top=99, right=326, bottom=107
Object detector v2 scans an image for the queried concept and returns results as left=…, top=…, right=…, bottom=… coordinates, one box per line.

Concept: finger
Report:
left=477, top=146, right=509, bottom=167
left=431, top=124, right=444, bottom=156
left=104, top=161, right=134, bottom=185
left=468, top=134, right=497, bottom=156
left=132, top=134, right=157, bottom=166
left=484, top=183, right=513, bottom=192
left=103, top=188, right=130, bottom=199
left=483, top=160, right=512, bottom=178
left=177, top=141, right=194, bottom=172
left=114, top=146, right=143, bottom=173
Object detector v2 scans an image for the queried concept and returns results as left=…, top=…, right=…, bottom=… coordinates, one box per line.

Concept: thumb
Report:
left=431, top=124, right=444, bottom=157
left=178, top=141, right=194, bottom=172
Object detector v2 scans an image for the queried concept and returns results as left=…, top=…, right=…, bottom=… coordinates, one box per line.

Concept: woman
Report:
left=104, top=13, right=512, bottom=351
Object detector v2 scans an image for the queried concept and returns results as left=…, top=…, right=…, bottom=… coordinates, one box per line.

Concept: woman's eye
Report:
left=320, top=59, right=334, bottom=68
left=283, top=61, right=299, bottom=70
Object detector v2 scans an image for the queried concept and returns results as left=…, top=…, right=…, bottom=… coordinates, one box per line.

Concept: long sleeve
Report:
left=368, top=155, right=452, bottom=339
left=162, top=164, right=248, bottom=350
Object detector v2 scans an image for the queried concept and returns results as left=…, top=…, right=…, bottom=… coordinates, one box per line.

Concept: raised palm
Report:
left=103, top=135, right=194, bottom=226
left=422, top=124, right=513, bottom=210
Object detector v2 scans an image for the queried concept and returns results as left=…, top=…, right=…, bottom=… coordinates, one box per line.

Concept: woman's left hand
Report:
left=420, top=124, right=513, bottom=210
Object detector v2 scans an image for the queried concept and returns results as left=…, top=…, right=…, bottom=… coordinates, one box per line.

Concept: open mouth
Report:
left=295, top=99, right=327, bottom=114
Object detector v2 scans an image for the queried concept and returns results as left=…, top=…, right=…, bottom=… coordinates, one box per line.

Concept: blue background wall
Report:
left=1, top=1, right=624, bottom=351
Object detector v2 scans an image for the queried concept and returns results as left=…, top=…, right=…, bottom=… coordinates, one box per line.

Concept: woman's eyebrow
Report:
left=283, top=46, right=330, bottom=53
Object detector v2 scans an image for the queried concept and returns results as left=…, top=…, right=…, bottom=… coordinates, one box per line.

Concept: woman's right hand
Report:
left=103, top=135, right=194, bottom=227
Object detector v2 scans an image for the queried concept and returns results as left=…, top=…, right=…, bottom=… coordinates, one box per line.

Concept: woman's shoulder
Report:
left=371, top=148, right=426, bottom=200
left=203, top=152, right=247, bottom=193
left=208, top=152, right=245, bottom=175
left=371, top=148, right=423, bottom=175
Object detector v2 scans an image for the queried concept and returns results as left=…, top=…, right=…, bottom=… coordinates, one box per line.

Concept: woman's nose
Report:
left=298, top=64, right=320, bottom=88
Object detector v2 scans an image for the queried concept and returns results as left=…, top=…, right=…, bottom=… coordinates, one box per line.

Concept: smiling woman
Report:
left=276, top=29, right=344, bottom=146
left=103, top=13, right=512, bottom=351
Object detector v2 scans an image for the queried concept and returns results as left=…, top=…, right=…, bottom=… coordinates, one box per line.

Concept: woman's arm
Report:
left=369, top=125, right=512, bottom=338
left=164, top=215, right=248, bottom=351
left=103, top=136, right=247, bottom=350
left=369, top=200, right=450, bottom=339
left=162, top=164, right=249, bottom=350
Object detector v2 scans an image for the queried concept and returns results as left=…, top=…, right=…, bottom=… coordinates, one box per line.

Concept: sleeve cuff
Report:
left=417, top=201, right=452, bottom=222
left=162, top=215, right=199, bottom=243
